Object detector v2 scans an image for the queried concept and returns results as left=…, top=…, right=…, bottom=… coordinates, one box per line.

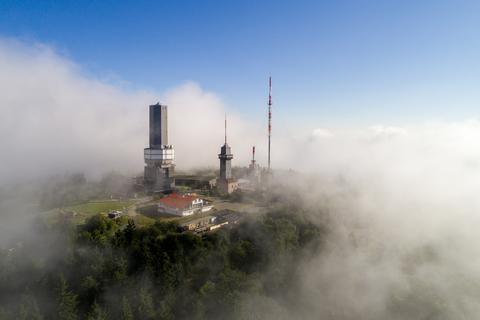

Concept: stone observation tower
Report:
left=144, top=103, right=175, bottom=193
left=217, top=116, right=238, bottom=194
left=248, top=146, right=261, bottom=184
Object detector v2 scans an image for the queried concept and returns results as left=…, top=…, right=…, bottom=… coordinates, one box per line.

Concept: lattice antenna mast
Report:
left=268, top=76, right=272, bottom=171
left=224, top=113, right=227, bottom=144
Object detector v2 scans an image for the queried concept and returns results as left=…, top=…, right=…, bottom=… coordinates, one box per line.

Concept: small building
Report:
left=209, top=221, right=229, bottom=231
left=217, top=178, right=238, bottom=195
left=237, top=178, right=254, bottom=191
left=216, top=210, right=243, bottom=225
left=180, top=215, right=217, bottom=232
left=158, top=193, right=213, bottom=216
left=108, top=210, right=122, bottom=219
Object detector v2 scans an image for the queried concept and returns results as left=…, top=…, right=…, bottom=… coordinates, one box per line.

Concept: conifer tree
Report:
left=56, top=275, right=78, bottom=320
left=121, top=297, right=133, bottom=320
left=137, top=286, right=155, bottom=319
left=87, top=301, right=108, bottom=320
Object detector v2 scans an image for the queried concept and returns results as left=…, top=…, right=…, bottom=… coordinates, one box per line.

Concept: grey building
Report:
left=149, top=104, right=169, bottom=147
left=144, top=103, right=175, bottom=193
left=219, top=142, right=233, bottom=180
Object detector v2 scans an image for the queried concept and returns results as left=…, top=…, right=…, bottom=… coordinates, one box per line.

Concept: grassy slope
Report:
left=44, top=200, right=135, bottom=225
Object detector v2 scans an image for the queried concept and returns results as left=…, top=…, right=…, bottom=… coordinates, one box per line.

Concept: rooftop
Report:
left=158, top=193, right=199, bottom=210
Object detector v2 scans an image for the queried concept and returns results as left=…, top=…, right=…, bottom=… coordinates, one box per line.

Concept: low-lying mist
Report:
left=261, top=122, right=480, bottom=319
left=2, top=38, right=480, bottom=319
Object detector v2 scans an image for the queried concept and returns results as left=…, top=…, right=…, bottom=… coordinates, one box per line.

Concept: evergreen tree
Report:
left=56, top=275, right=78, bottom=320
left=121, top=297, right=133, bottom=320
left=87, top=301, right=108, bottom=320
left=0, top=307, right=11, bottom=320
left=17, top=291, right=43, bottom=320
left=137, top=286, right=155, bottom=319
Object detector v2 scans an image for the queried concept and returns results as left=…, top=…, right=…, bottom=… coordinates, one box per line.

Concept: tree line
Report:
left=0, top=207, right=325, bottom=319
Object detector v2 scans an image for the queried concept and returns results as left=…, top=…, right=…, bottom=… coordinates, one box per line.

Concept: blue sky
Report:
left=1, top=0, right=480, bottom=126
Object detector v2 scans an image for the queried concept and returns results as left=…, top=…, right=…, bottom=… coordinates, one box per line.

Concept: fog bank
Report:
left=257, top=122, right=480, bottom=319
left=3, top=38, right=480, bottom=319
left=0, top=38, right=263, bottom=185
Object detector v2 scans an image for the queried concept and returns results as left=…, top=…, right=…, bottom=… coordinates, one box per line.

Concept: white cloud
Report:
left=311, top=127, right=333, bottom=139
left=268, top=120, right=480, bottom=318
left=366, top=125, right=407, bottom=141
left=0, top=38, right=263, bottom=184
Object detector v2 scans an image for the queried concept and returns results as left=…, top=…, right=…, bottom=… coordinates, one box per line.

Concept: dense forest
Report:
left=0, top=206, right=325, bottom=319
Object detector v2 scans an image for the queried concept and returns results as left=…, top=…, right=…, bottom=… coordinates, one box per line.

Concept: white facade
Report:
left=157, top=196, right=212, bottom=217
left=157, top=204, right=196, bottom=216
left=144, top=147, right=175, bottom=161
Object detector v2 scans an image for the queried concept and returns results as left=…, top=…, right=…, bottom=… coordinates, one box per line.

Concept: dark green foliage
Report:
left=78, top=215, right=121, bottom=245
left=0, top=208, right=325, bottom=319
left=86, top=301, right=107, bottom=320
left=16, top=291, right=43, bottom=320
left=136, top=285, right=155, bottom=319
left=56, top=275, right=78, bottom=320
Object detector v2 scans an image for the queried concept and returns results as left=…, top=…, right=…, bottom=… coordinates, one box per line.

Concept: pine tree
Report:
left=17, top=291, right=43, bottom=320
left=87, top=301, right=108, bottom=320
left=137, top=286, right=155, bottom=319
left=0, top=307, right=12, bottom=320
left=56, top=275, right=78, bottom=320
left=121, top=296, right=133, bottom=320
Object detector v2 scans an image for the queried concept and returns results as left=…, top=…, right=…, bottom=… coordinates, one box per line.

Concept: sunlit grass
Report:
left=45, top=200, right=135, bottom=225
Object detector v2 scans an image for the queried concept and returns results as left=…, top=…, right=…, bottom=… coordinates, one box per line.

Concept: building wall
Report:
left=219, top=144, right=233, bottom=180
left=157, top=203, right=180, bottom=216
left=181, top=208, right=196, bottom=216
left=149, top=104, right=168, bottom=147
left=145, top=104, right=174, bottom=194
left=201, top=205, right=213, bottom=212
left=144, top=164, right=175, bottom=193
left=227, top=181, right=238, bottom=194
left=217, top=179, right=238, bottom=195
left=157, top=198, right=207, bottom=216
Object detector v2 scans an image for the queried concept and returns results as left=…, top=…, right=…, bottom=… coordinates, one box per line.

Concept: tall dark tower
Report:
left=217, top=116, right=237, bottom=194
left=267, top=76, right=272, bottom=172
left=149, top=104, right=168, bottom=147
left=218, top=116, right=233, bottom=180
left=144, top=103, right=175, bottom=193
left=248, top=146, right=260, bottom=184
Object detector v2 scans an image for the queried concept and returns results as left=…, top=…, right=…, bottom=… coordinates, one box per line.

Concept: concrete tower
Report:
left=217, top=116, right=238, bottom=194
left=144, top=103, right=175, bottom=193
left=248, top=146, right=261, bottom=185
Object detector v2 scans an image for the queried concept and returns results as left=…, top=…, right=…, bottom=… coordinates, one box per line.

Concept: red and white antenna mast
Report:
left=268, top=76, right=272, bottom=172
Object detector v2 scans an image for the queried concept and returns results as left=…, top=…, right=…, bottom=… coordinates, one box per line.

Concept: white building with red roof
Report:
left=157, top=193, right=212, bottom=216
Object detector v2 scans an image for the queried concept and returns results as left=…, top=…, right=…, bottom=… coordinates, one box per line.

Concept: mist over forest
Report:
left=2, top=38, right=480, bottom=319
left=0, top=174, right=326, bottom=319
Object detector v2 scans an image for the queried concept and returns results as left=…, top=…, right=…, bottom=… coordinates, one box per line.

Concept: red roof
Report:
left=158, top=193, right=199, bottom=210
